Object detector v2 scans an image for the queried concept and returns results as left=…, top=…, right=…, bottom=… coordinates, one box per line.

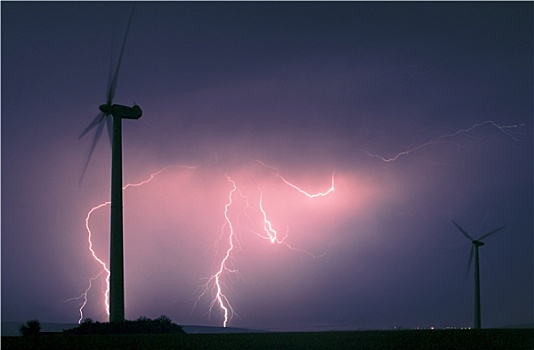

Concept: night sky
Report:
left=2, top=2, right=532, bottom=331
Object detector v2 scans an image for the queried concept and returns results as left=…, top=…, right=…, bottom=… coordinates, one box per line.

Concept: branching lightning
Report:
left=278, top=174, right=335, bottom=198
left=196, top=175, right=239, bottom=327
left=73, top=160, right=335, bottom=327
left=367, top=120, right=526, bottom=162
left=65, top=270, right=107, bottom=324
left=256, top=159, right=335, bottom=197
left=69, top=165, right=196, bottom=323
left=258, top=190, right=281, bottom=244
left=196, top=165, right=336, bottom=327
left=65, top=203, right=112, bottom=323
left=78, top=118, right=518, bottom=326
left=255, top=187, right=329, bottom=259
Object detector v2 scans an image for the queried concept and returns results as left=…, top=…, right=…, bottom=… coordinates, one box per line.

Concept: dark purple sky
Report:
left=2, top=2, right=532, bottom=331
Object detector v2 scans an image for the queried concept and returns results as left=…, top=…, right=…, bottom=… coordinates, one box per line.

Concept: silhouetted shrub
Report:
left=19, top=319, right=41, bottom=336
left=64, top=315, right=185, bottom=335
left=81, top=317, right=94, bottom=324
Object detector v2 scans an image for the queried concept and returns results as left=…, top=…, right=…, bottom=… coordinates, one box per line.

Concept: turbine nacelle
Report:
left=99, top=103, right=112, bottom=115
left=99, top=103, right=142, bottom=119
left=472, top=240, right=484, bottom=247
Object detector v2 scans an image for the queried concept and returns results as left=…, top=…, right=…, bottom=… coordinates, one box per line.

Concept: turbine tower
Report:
left=452, top=221, right=505, bottom=329
left=79, top=8, right=141, bottom=323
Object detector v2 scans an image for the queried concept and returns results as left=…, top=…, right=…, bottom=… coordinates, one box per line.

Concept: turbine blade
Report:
left=466, top=245, right=474, bottom=280
left=78, top=113, right=104, bottom=140
left=106, top=115, right=113, bottom=146
left=106, top=37, right=114, bottom=103
left=452, top=221, right=473, bottom=241
left=478, top=225, right=506, bottom=241
left=79, top=119, right=106, bottom=186
left=107, top=6, right=134, bottom=105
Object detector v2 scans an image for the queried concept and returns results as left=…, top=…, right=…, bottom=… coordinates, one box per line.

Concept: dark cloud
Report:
left=2, top=2, right=532, bottom=330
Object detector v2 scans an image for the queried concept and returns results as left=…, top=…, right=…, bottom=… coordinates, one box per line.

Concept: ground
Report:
left=2, top=329, right=533, bottom=350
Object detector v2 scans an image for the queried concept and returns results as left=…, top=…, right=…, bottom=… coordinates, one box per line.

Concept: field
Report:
left=2, top=329, right=533, bottom=350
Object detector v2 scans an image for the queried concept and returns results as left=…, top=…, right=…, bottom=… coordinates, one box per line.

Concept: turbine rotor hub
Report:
left=99, top=103, right=112, bottom=115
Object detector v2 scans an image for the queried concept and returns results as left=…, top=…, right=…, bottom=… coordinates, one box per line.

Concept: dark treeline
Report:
left=63, top=315, right=185, bottom=335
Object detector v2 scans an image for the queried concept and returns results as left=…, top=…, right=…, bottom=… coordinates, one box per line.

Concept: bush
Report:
left=64, top=315, right=185, bottom=335
left=19, top=319, right=41, bottom=336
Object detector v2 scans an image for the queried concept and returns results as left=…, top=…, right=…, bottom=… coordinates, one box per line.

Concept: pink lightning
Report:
left=198, top=175, right=239, bottom=327
left=367, top=120, right=526, bottom=162
left=193, top=121, right=522, bottom=327
left=65, top=202, right=112, bottom=323
left=258, top=191, right=280, bottom=244
left=73, top=161, right=335, bottom=327
left=255, top=188, right=330, bottom=259
left=199, top=166, right=336, bottom=327
left=70, top=165, right=196, bottom=323
left=255, top=159, right=335, bottom=197
left=278, top=173, right=335, bottom=198
left=65, top=270, right=107, bottom=324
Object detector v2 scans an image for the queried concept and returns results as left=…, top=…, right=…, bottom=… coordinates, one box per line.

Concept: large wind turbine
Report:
left=79, top=8, right=141, bottom=323
left=452, top=221, right=505, bottom=329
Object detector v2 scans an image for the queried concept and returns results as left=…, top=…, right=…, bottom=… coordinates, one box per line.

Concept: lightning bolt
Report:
left=258, top=190, right=281, bottom=244
left=64, top=270, right=107, bottom=324
left=70, top=164, right=196, bottom=323
left=71, top=119, right=524, bottom=326
left=367, top=120, right=526, bottom=162
left=254, top=187, right=330, bottom=259
left=65, top=202, right=112, bottom=323
left=255, top=159, right=335, bottom=197
left=197, top=166, right=335, bottom=327
left=278, top=174, right=335, bottom=198
left=196, top=175, right=239, bottom=327
left=73, top=160, right=334, bottom=327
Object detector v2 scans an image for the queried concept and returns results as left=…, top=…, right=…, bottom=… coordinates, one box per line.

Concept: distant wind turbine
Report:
left=452, top=221, right=506, bottom=329
left=78, top=7, right=141, bottom=323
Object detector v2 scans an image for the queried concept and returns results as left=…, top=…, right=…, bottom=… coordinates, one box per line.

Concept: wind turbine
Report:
left=79, top=7, right=141, bottom=323
left=452, top=221, right=506, bottom=329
